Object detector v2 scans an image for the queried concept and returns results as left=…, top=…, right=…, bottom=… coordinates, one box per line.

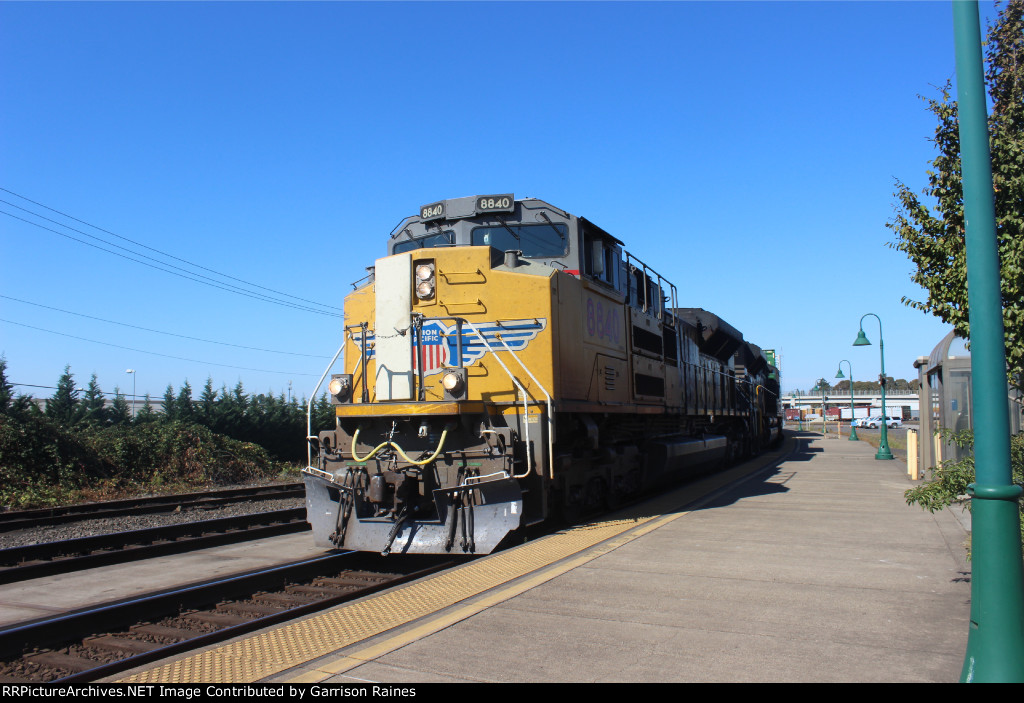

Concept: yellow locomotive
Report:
left=304, top=195, right=781, bottom=555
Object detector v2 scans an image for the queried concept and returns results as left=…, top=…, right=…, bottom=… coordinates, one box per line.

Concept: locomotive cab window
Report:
left=581, top=230, right=621, bottom=291
left=392, top=230, right=455, bottom=255
left=471, top=223, right=568, bottom=258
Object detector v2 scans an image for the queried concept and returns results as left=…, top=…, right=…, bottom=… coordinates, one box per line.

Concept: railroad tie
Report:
left=130, top=624, right=202, bottom=640
left=83, top=635, right=165, bottom=655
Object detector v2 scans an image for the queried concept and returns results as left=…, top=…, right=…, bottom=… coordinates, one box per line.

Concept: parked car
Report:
left=851, top=417, right=868, bottom=428
left=864, top=416, right=902, bottom=429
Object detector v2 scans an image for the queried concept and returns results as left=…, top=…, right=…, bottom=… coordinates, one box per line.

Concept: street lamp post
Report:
left=951, top=1, right=1024, bottom=680
left=835, top=361, right=859, bottom=441
left=125, top=369, right=136, bottom=419
left=796, top=389, right=802, bottom=430
left=813, top=380, right=828, bottom=436
left=821, top=384, right=828, bottom=435
left=853, top=314, right=894, bottom=460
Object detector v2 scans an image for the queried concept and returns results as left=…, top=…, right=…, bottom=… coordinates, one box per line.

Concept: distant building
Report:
left=781, top=391, right=918, bottom=421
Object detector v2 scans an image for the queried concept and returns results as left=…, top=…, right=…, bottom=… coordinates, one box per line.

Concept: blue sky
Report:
left=0, top=1, right=1000, bottom=404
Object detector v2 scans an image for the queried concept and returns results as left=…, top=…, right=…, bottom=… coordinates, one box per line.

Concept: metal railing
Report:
left=786, top=389, right=919, bottom=398
left=305, top=316, right=553, bottom=479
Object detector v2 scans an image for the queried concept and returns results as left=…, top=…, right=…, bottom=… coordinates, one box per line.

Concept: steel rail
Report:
left=0, top=553, right=455, bottom=682
left=0, top=508, right=309, bottom=584
left=0, top=483, right=304, bottom=532
left=0, top=553, right=356, bottom=659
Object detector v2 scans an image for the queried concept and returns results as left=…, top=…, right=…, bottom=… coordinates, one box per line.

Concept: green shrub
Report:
left=82, top=421, right=279, bottom=486
left=905, top=429, right=1024, bottom=552
left=0, top=413, right=112, bottom=507
left=0, top=414, right=281, bottom=508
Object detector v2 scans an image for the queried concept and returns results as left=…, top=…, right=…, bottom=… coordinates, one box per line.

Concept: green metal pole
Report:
left=797, top=389, right=803, bottom=431
left=815, top=381, right=828, bottom=436
left=837, top=361, right=858, bottom=441
left=819, top=382, right=827, bottom=436
left=855, top=314, right=893, bottom=460
left=952, top=0, right=1024, bottom=682
left=877, top=321, right=892, bottom=459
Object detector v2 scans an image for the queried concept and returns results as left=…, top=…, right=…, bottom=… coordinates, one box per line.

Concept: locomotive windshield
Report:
left=471, top=223, right=568, bottom=258
left=393, top=230, right=454, bottom=255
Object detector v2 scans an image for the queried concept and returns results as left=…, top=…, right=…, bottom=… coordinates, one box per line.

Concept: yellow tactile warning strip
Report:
left=117, top=441, right=791, bottom=684
left=280, top=511, right=684, bottom=684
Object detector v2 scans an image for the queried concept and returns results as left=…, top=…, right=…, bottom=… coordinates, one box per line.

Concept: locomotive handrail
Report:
left=624, top=251, right=678, bottom=323
left=440, top=299, right=487, bottom=314
left=461, top=320, right=538, bottom=479
left=350, top=348, right=364, bottom=391
left=306, top=337, right=347, bottom=468
left=350, top=270, right=374, bottom=290
left=485, top=326, right=557, bottom=480
left=351, top=322, right=370, bottom=403
left=462, top=471, right=512, bottom=485
left=438, top=269, right=486, bottom=283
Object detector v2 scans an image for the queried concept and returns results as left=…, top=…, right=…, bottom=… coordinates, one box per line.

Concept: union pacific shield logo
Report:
left=413, top=323, right=447, bottom=375
left=353, top=318, right=546, bottom=376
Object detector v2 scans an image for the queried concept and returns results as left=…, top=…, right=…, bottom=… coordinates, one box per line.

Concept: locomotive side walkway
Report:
left=117, top=431, right=972, bottom=683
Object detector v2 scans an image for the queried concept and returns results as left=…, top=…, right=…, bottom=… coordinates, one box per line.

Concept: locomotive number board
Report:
left=475, top=194, right=514, bottom=214
left=420, top=201, right=446, bottom=221
left=419, top=194, right=514, bottom=221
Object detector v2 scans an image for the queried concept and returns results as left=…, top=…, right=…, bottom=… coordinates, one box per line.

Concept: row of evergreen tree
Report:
left=1, top=359, right=333, bottom=462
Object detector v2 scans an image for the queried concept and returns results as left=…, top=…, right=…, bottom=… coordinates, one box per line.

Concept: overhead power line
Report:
left=0, top=294, right=331, bottom=359
left=0, top=187, right=343, bottom=318
left=1, top=207, right=341, bottom=318
left=12, top=383, right=143, bottom=399
left=0, top=318, right=320, bottom=377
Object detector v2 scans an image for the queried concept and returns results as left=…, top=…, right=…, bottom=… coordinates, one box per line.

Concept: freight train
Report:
left=303, top=195, right=782, bottom=555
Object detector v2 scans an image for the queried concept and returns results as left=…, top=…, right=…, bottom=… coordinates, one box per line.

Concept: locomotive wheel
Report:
left=604, top=478, right=623, bottom=511
left=741, top=433, right=753, bottom=459
left=556, top=488, right=584, bottom=525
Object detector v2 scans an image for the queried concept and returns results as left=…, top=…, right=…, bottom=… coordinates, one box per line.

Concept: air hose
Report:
left=350, top=425, right=451, bottom=465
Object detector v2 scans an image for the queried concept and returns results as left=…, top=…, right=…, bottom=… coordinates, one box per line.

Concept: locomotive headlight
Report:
left=328, top=377, right=347, bottom=395
left=414, top=260, right=435, bottom=300
left=441, top=368, right=467, bottom=400
left=416, top=280, right=435, bottom=298
left=442, top=372, right=462, bottom=392
left=329, top=374, right=352, bottom=402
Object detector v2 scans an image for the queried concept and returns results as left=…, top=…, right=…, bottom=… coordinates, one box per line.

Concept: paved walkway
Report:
left=314, top=432, right=971, bottom=683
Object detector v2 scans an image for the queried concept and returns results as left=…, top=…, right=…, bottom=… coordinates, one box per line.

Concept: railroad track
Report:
left=0, top=483, right=305, bottom=532
left=0, top=553, right=454, bottom=683
left=0, top=439, right=800, bottom=683
left=0, top=508, right=310, bottom=584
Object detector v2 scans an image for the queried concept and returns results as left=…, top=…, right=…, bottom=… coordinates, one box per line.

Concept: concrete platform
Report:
left=296, top=432, right=971, bottom=683
left=114, top=432, right=972, bottom=683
